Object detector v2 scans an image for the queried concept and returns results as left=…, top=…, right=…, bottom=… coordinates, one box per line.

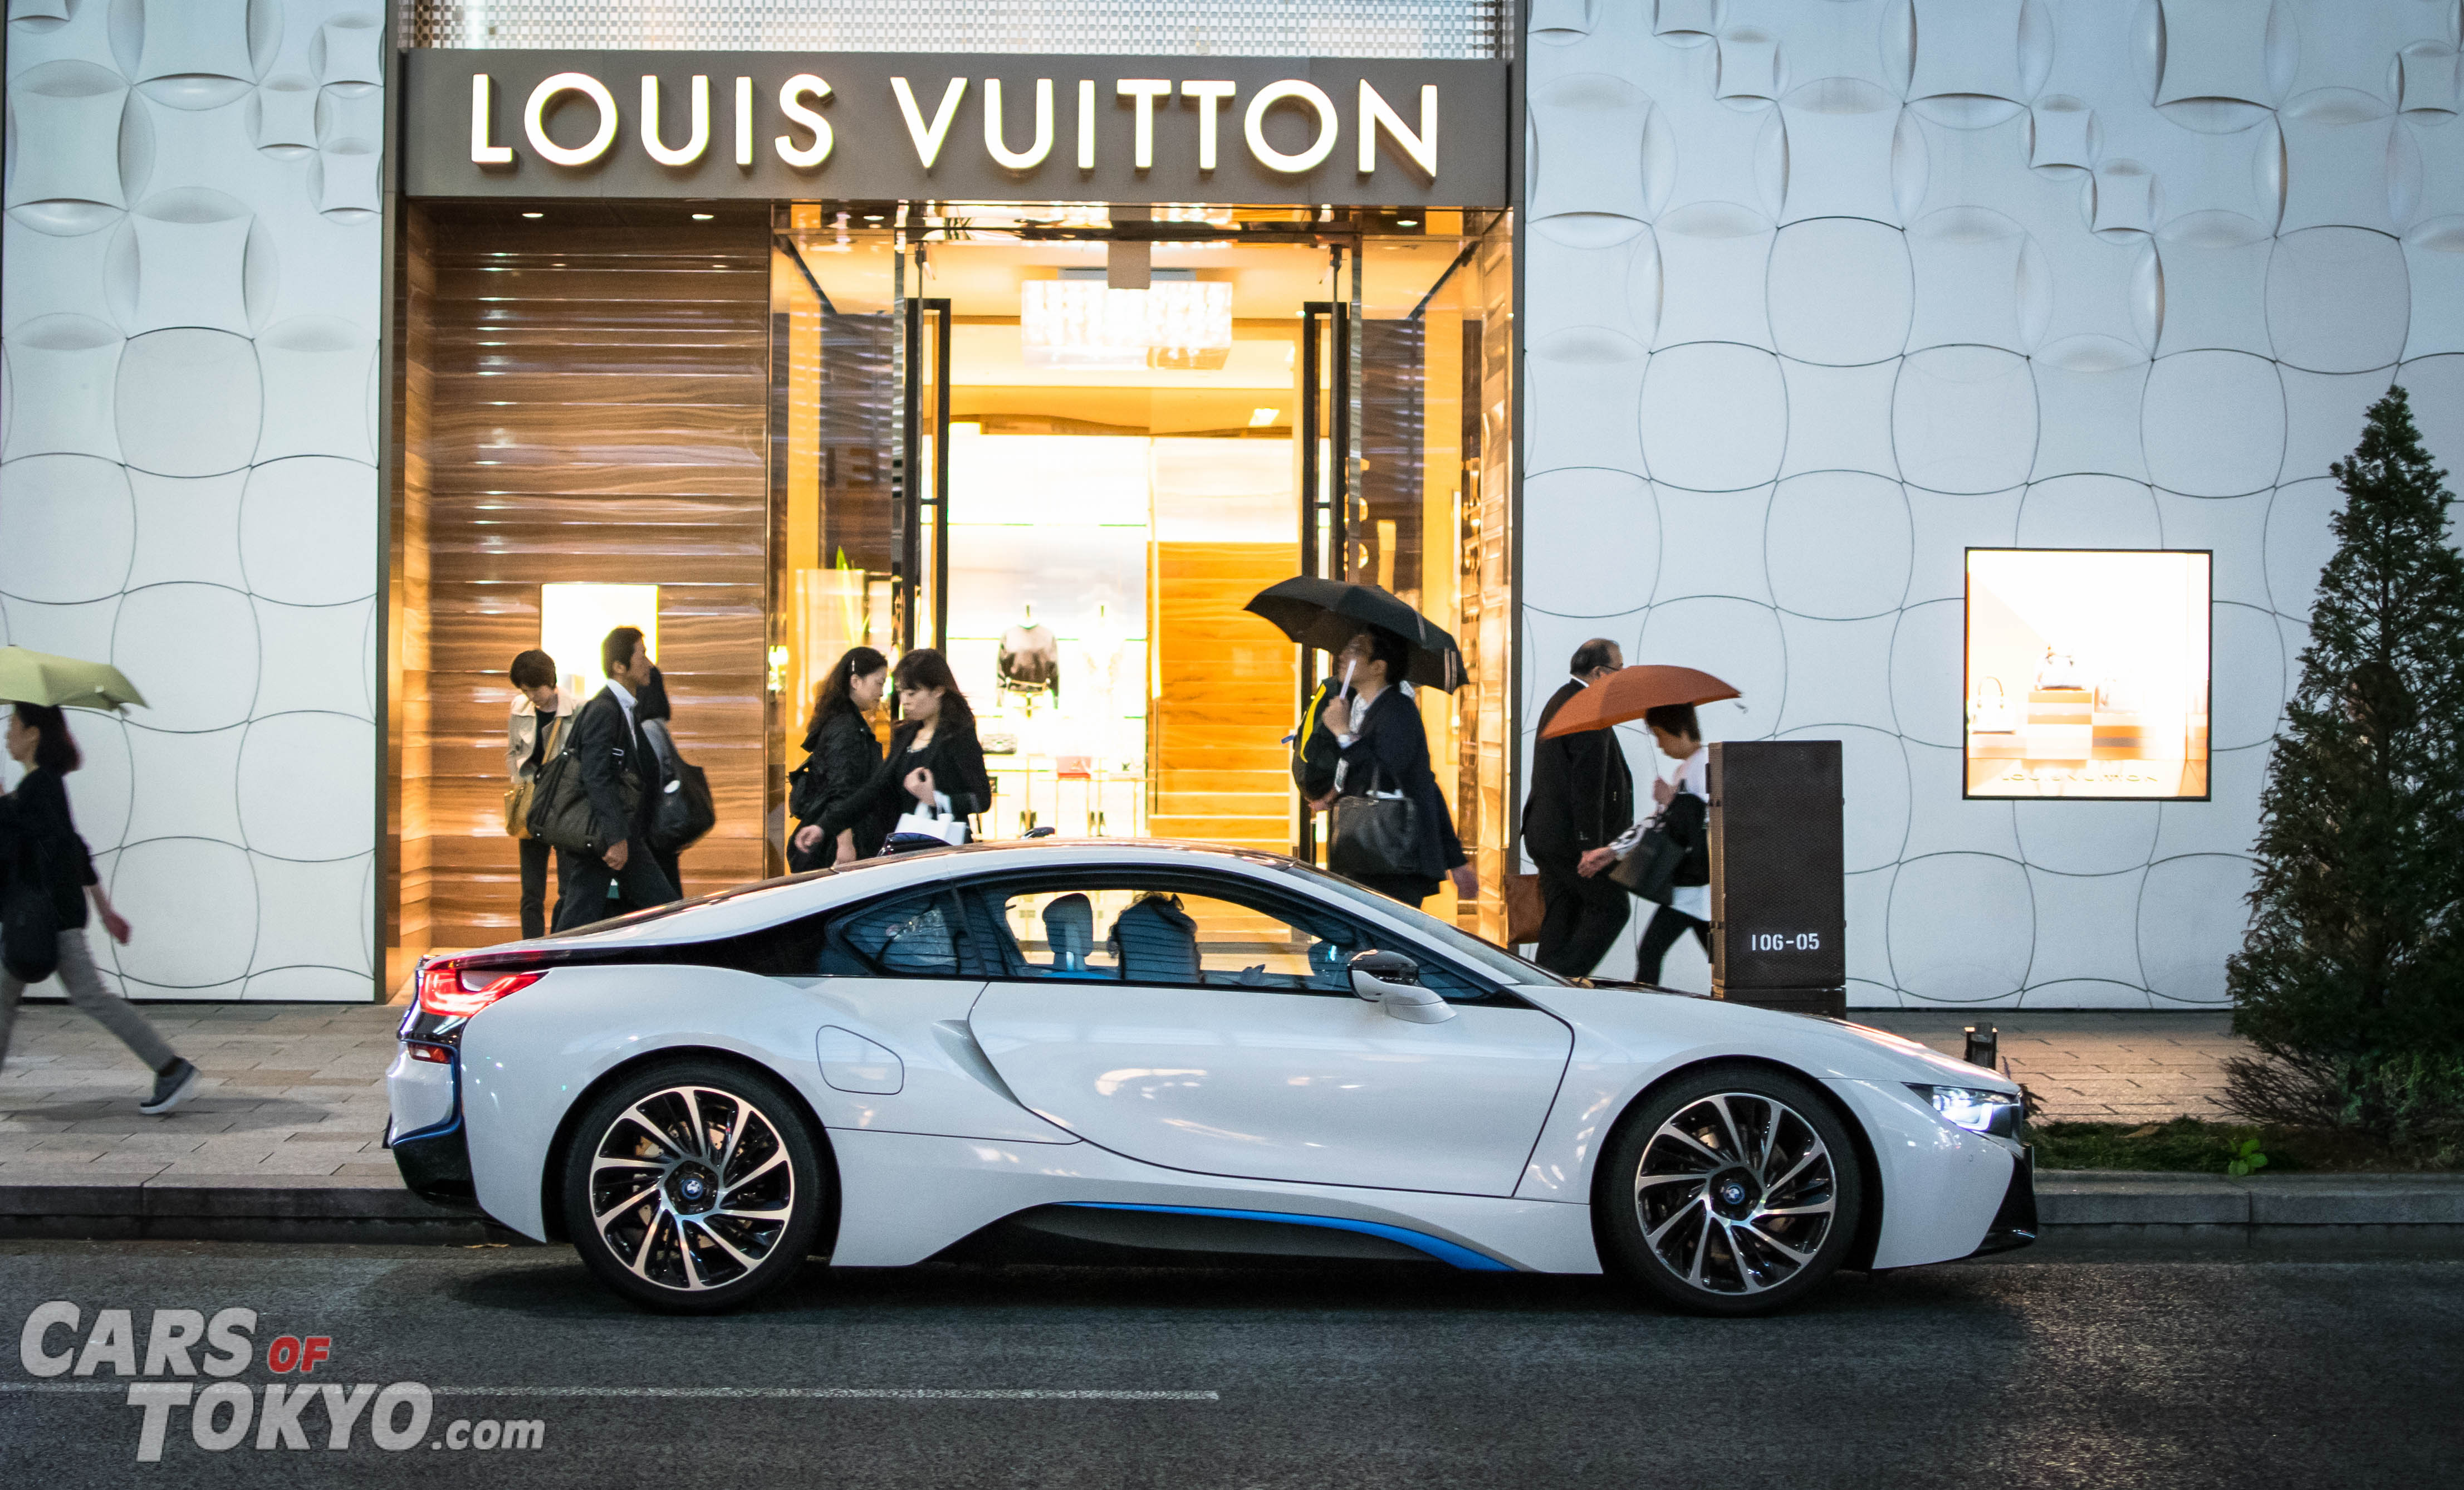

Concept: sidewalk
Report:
left=1858, top=1010, right=2245, bottom=1125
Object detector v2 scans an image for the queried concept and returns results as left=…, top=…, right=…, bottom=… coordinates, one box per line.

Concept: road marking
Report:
left=431, top=1388, right=1222, bottom=1401
left=1, top=1383, right=1217, bottom=1401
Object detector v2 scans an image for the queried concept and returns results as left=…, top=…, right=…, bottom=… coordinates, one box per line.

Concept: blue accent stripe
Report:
left=1061, top=1203, right=1515, bottom=1272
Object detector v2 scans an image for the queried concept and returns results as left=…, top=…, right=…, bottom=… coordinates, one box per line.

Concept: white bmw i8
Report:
left=388, top=840, right=2034, bottom=1316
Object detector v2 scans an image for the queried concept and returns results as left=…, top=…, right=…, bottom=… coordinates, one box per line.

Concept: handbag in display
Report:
left=1326, top=767, right=1420, bottom=882
left=650, top=759, right=717, bottom=853
left=1968, top=676, right=2018, bottom=734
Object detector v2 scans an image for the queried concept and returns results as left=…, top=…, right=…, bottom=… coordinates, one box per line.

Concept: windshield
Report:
left=1247, top=858, right=1570, bottom=987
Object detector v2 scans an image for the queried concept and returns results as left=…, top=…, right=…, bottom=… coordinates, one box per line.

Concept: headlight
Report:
left=1909, top=1084, right=2024, bottom=1138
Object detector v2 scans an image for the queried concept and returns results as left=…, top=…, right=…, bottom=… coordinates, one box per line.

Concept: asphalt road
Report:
left=2, top=1241, right=2459, bottom=1488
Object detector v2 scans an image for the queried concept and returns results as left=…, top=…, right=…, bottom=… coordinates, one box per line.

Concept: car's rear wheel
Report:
left=1597, top=1063, right=1863, bottom=1316
left=563, top=1059, right=826, bottom=1313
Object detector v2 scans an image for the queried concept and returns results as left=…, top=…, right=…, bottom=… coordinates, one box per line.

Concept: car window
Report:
left=968, top=874, right=1495, bottom=1000
left=820, top=890, right=971, bottom=978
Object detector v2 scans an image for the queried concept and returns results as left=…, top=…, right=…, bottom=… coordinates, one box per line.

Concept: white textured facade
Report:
left=1, top=1, right=384, bottom=1000
left=1521, top=0, right=2464, bottom=1005
left=6, top=1, right=2461, bottom=1007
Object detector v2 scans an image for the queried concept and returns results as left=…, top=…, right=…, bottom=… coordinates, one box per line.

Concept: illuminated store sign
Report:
left=405, top=51, right=1509, bottom=207
left=1964, top=549, right=2213, bottom=800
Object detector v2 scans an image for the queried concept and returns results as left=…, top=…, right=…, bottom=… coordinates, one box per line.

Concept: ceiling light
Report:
left=1394, top=218, right=1419, bottom=227
left=691, top=212, right=714, bottom=221
left=521, top=211, right=543, bottom=219
left=1020, top=279, right=1233, bottom=370
left=1250, top=407, right=1278, bottom=427
left=863, top=213, right=884, bottom=222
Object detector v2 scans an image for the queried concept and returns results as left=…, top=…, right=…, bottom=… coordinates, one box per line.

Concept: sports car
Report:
left=388, top=840, right=2035, bottom=1316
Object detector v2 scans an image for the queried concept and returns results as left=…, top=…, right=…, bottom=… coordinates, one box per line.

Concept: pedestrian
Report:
left=1312, top=627, right=1477, bottom=909
left=1604, top=702, right=1712, bottom=984
left=551, top=626, right=679, bottom=931
left=633, top=664, right=685, bottom=898
left=1522, top=638, right=1634, bottom=976
left=0, top=704, right=200, bottom=1113
left=788, top=645, right=890, bottom=871
left=817, top=648, right=991, bottom=848
left=504, top=649, right=575, bottom=940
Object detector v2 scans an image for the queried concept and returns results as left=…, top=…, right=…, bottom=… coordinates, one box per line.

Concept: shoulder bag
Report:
left=526, top=707, right=640, bottom=854
left=501, top=712, right=569, bottom=839
left=648, top=728, right=717, bottom=854
left=1327, top=764, right=1420, bottom=882
left=1, top=834, right=62, bottom=984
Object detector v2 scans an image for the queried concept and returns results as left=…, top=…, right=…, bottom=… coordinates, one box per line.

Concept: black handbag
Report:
left=526, top=739, right=640, bottom=854
left=650, top=759, right=717, bottom=853
left=1609, top=826, right=1684, bottom=905
left=2, top=842, right=62, bottom=984
left=1327, top=767, right=1420, bottom=882
left=1612, top=792, right=1707, bottom=905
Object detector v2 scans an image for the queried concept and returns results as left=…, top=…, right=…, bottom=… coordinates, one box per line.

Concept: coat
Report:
left=0, top=768, right=96, bottom=932
left=1331, top=686, right=1466, bottom=886
left=819, top=714, right=993, bottom=842
left=505, top=688, right=579, bottom=783
left=1521, top=678, right=1634, bottom=863
left=567, top=686, right=656, bottom=849
left=789, top=704, right=889, bottom=866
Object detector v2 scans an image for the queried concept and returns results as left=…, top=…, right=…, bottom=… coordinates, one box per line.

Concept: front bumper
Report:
left=1967, top=1144, right=2038, bottom=1256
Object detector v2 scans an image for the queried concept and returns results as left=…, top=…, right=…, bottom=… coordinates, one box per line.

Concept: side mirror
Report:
left=1348, top=951, right=1456, bottom=1025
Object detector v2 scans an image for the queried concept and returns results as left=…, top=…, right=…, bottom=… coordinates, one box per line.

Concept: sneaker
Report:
left=140, top=1058, right=200, bottom=1116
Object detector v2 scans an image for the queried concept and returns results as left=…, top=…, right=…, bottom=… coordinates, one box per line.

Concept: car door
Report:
left=962, top=870, right=1571, bottom=1196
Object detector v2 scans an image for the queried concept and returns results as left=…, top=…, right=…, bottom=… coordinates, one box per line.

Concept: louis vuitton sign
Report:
left=404, top=51, right=1510, bottom=208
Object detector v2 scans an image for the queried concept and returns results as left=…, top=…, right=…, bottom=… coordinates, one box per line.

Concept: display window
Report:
left=1963, top=549, right=2212, bottom=800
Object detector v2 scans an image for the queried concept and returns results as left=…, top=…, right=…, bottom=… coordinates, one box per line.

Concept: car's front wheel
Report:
left=1597, top=1063, right=1863, bottom=1316
left=563, top=1059, right=827, bottom=1313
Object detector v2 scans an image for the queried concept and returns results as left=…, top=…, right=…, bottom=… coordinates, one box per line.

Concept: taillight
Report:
left=416, top=961, right=546, bottom=1018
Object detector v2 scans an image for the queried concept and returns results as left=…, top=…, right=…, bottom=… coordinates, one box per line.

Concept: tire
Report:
left=1597, top=1063, right=1864, bottom=1317
left=562, top=1058, right=828, bottom=1313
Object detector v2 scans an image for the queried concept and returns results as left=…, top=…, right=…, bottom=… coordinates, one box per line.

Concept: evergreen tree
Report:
left=2226, top=385, right=2464, bottom=1142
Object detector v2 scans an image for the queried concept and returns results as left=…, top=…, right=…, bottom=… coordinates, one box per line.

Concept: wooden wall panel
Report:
left=406, top=204, right=773, bottom=949
left=1149, top=542, right=1297, bottom=858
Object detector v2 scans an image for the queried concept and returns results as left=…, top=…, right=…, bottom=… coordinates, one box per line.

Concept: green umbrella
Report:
left=0, top=646, right=147, bottom=712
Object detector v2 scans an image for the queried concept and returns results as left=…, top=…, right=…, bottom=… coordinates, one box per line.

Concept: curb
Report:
left=2032, top=1171, right=2464, bottom=1252
left=0, top=1177, right=521, bottom=1246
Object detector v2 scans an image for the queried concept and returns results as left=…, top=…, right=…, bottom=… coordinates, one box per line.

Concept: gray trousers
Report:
left=0, top=931, right=180, bottom=1074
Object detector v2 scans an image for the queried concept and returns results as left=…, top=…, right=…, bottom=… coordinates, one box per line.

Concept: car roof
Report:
left=517, top=839, right=1322, bottom=951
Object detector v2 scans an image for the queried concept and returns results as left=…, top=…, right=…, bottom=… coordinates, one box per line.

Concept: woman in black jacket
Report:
left=820, top=648, right=991, bottom=848
left=1313, top=628, right=1476, bottom=908
left=788, top=646, right=889, bottom=871
left=0, top=704, right=199, bottom=1113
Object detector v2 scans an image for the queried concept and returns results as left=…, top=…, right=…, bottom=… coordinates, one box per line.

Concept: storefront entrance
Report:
left=768, top=203, right=1512, bottom=871
left=385, top=199, right=1512, bottom=969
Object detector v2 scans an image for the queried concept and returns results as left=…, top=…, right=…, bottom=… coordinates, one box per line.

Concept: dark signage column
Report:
left=1706, top=741, right=1846, bottom=1017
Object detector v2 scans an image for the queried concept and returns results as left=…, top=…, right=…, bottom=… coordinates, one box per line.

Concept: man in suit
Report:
left=1521, top=638, right=1633, bottom=976
left=551, top=626, right=679, bottom=931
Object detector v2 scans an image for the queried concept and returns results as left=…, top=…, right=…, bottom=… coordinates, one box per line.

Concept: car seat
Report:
left=1109, top=893, right=1201, bottom=983
left=1042, top=894, right=1095, bottom=973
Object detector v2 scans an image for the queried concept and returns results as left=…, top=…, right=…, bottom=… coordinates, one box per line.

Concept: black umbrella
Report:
left=1244, top=577, right=1466, bottom=692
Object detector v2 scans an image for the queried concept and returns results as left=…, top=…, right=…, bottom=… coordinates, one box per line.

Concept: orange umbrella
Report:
left=1537, top=665, right=1739, bottom=739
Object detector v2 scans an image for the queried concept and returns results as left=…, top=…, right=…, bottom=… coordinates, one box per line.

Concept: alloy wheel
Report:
left=586, top=1084, right=797, bottom=1294
left=1633, top=1091, right=1838, bottom=1296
